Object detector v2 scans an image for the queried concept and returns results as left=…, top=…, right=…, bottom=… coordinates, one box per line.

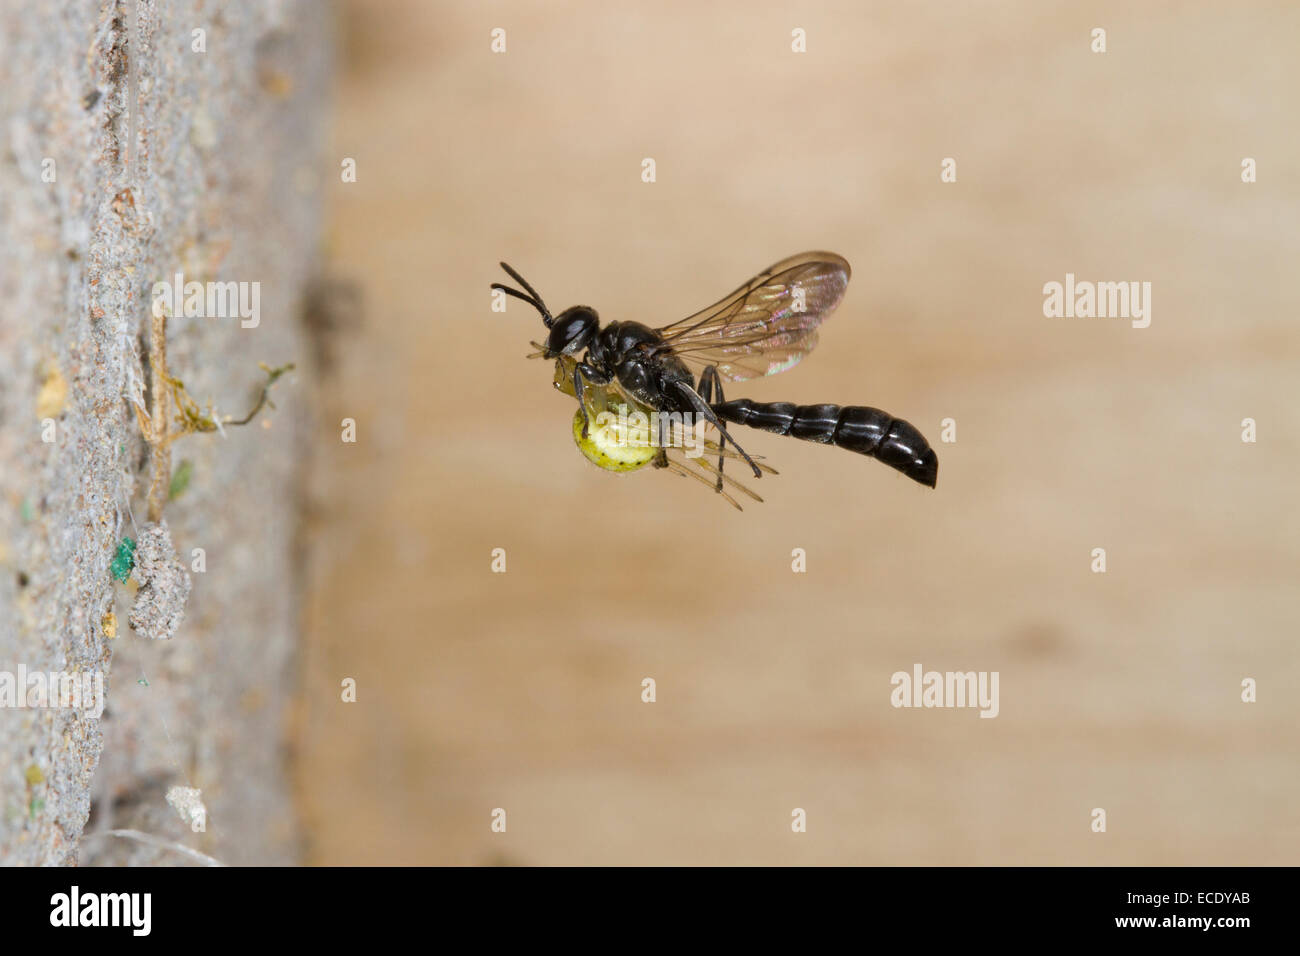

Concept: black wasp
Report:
left=493, top=252, right=937, bottom=507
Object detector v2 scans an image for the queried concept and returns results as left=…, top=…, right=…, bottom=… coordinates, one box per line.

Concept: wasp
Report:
left=495, top=252, right=937, bottom=508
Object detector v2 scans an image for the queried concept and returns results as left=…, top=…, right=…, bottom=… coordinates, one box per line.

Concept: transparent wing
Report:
left=652, top=251, right=851, bottom=382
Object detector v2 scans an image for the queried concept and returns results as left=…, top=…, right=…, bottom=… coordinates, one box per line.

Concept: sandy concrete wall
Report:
left=0, top=0, right=328, bottom=865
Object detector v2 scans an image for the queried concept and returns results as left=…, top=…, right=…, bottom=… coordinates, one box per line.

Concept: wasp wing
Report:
left=652, top=251, right=851, bottom=382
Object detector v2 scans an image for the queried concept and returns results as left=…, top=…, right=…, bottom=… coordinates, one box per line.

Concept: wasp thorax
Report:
left=545, top=306, right=599, bottom=356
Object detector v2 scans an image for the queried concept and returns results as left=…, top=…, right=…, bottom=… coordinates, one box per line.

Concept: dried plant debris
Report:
left=166, top=361, right=295, bottom=437
left=165, top=786, right=207, bottom=830
left=128, top=521, right=192, bottom=640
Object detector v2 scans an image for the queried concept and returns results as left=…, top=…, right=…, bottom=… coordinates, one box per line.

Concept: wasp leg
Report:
left=572, top=361, right=611, bottom=438
left=698, top=366, right=728, bottom=493
left=653, top=409, right=670, bottom=468
left=670, top=380, right=761, bottom=478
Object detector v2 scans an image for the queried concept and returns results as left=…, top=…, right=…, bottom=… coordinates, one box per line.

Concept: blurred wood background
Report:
left=297, top=0, right=1300, bottom=864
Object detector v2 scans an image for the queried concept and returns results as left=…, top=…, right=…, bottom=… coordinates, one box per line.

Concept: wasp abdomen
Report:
left=713, top=399, right=938, bottom=488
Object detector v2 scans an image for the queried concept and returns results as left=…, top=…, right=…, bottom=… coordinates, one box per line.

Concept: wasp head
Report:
left=495, top=262, right=602, bottom=358
left=543, top=306, right=599, bottom=357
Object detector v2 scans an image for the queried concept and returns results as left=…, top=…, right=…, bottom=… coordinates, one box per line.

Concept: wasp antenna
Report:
left=491, top=283, right=536, bottom=305
left=497, top=262, right=554, bottom=327
left=491, top=282, right=555, bottom=328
